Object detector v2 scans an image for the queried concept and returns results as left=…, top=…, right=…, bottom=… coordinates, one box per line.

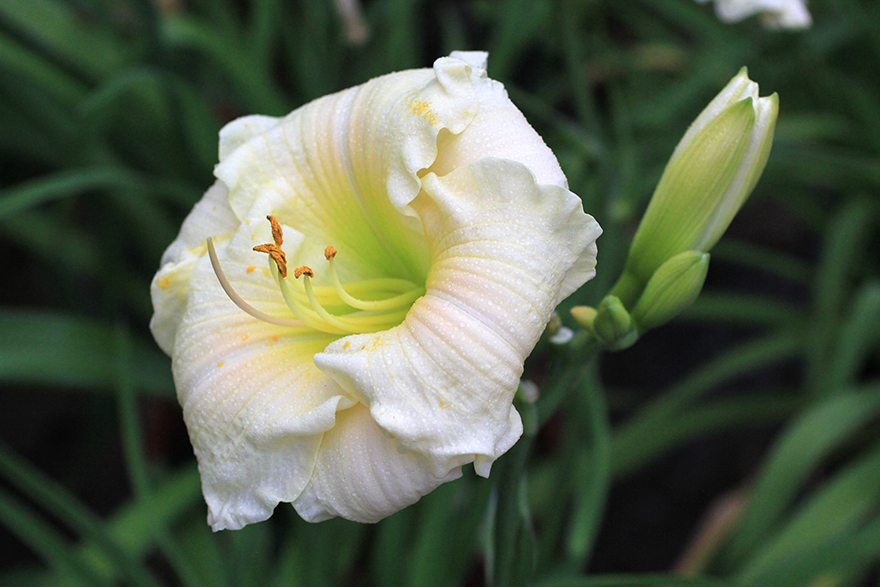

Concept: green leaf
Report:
left=739, top=443, right=880, bottom=585
left=0, top=443, right=163, bottom=587
left=0, top=486, right=110, bottom=587
left=531, top=573, right=736, bottom=587
left=488, top=438, right=535, bottom=587
left=0, top=167, right=139, bottom=220
left=820, top=281, right=880, bottom=392
left=720, top=387, right=880, bottom=568
left=0, top=310, right=173, bottom=397
left=76, top=466, right=203, bottom=581
left=565, top=367, right=611, bottom=567
left=0, top=0, right=128, bottom=81
left=612, top=332, right=804, bottom=477
left=0, top=32, right=87, bottom=106
left=806, top=199, right=877, bottom=392
left=682, top=293, right=801, bottom=326
left=114, top=323, right=206, bottom=587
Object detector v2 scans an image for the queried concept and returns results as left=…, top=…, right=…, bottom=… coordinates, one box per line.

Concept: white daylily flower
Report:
left=150, top=52, right=601, bottom=530
left=696, top=0, right=812, bottom=30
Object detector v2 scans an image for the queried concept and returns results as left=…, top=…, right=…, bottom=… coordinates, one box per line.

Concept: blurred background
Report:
left=1, top=0, right=879, bottom=586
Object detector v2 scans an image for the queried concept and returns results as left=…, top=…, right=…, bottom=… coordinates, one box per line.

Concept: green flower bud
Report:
left=592, top=295, right=636, bottom=349
left=617, top=68, right=778, bottom=304
left=631, top=251, right=710, bottom=331
left=570, top=305, right=598, bottom=330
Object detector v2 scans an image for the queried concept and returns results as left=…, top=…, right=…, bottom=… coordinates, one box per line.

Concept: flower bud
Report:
left=570, top=305, right=597, bottom=330
left=592, top=295, right=636, bottom=349
left=619, top=68, right=778, bottom=303
left=631, top=251, right=710, bottom=331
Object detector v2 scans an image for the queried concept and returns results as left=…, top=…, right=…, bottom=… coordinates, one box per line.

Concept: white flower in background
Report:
left=150, top=52, right=601, bottom=530
left=696, top=0, right=812, bottom=30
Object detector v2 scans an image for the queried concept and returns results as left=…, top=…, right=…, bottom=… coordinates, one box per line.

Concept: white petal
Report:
left=171, top=220, right=355, bottom=531
left=213, top=55, right=487, bottom=283
left=150, top=180, right=239, bottom=354
left=315, top=159, right=600, bottom=477
left=293, top=403, right=461, bottom=523
left=710, top=0, right=811, bottom=29
left=428, top=67, right=569, bottom=190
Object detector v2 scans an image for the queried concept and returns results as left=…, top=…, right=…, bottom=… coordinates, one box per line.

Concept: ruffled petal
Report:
left=429, top=56, right=569, bottom=190
left=171, top=219, right=355, bottom=530
left=150, top=180, right=239, bottom=354
left=315, top=159, right=600, bottom=477
left=293, top=403, right=461, bottom=523
left=213, top=55, right=489, bottom=283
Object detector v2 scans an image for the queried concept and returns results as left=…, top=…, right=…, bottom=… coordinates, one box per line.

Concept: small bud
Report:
left=592, top=295, right=636, bottom=349
left=617, top=68, right=778, bottom=304
left=631, top=251, right=710, bottom=331
left=571, top=305, right=598, bottom=330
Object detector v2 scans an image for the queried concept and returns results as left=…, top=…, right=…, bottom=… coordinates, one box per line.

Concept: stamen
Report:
left=325, top=247, right=424, bottom=311
left=294, top=266, right=314, bottom=279
left=267, top=215, right=284, bottom=246
left=270, top=258, right=412, bottom=335
left=272, top=262, right=350, bottom=334
left=253, top=215, right=288, bottom=277
left=206, top=238, right=306, bottom=329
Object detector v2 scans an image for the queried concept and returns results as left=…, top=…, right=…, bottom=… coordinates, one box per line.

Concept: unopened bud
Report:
left=631, top=251, right=710, bottom=331
left=592, top=295, right=636, bottom=349
left=570, top=305, right=598, bottom=330
left=621, top=68, right=778, bottom=296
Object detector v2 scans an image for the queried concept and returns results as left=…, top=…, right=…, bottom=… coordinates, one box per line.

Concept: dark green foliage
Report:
left=1, top=0, right=878, bottom=585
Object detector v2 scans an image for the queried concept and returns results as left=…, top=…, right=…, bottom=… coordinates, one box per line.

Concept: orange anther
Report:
left=294, top=266, right=314, bottom=279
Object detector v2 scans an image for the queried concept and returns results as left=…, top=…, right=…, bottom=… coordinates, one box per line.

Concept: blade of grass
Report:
left=488, top=437, right=535, bottom=587
left=0, top=32, right=87, bottom=105
left=0, top=443, right=162, bottom=587
left=0, top=310, right=173, bottom=397
left=740, top=513, right=880, bottom=587
left=565, top=365, right=611, bottom=569
left=371, top=508, right=415, bottom=587
left=612, top=393, right=801, bottom=480
left=0, top=487, right=110, bottom=587
left=807, top=199, right=877, bottom=394
left=820, top=281, right=880, bottom=392
left=719, top=386, right=880, bottom=568
left=0, top=209, right=100, bottom=275
left=486, top=0, right=551, bottom=82
left=531, top=573, right=736, bottom=587
left=0, top=0, right=127, bottom=81
left=612, top=332, right=804, bottom=478
left=75, top=465, right=203, bottom=579
left=0, top=166, right=200, bottom=220
left=711, top=239, right=812, bottom=284
left=682, top=293, right=801, bottom=327
left=738, top=442, right=880, bottom=584
left=115, top=323, right=206, bottom=587
left=0, top=167, right=139, bottom=219
left=160, top=15, right=288, bottom=115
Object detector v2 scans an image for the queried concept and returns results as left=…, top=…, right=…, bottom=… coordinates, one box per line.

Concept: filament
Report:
left=207, top=238, right=307, bottom=329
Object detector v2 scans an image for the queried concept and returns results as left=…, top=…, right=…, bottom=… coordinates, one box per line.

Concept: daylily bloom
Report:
left=696, top=0, right=812, bottom=30
left=150, top=52, right=601, bottom=530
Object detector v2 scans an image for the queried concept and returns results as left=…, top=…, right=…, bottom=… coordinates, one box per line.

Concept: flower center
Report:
left=207, top=216, right=425, bottom=336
